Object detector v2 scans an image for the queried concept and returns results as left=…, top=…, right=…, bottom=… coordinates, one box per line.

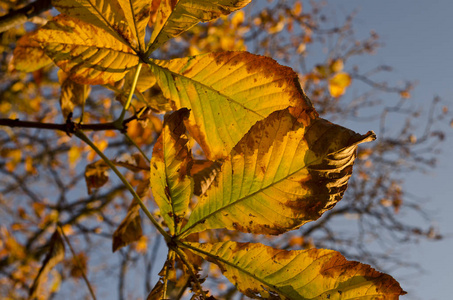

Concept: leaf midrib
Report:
left=178, top=147, right=330, bottom=237
left=180, top=242, right=308, bottom=300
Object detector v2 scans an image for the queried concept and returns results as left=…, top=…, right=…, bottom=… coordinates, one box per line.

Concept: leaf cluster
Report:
left=2, top=0, right=446, bottom=299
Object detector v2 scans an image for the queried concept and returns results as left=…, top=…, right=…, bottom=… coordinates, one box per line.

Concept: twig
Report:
left=58, top=224, right=97, bottom=300
left=0, top=113, right=140, bottom=135
left=0, top=0, right=52, bottom=33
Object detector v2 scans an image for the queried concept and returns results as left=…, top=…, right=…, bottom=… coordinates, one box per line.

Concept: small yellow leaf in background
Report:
left=293, top=1, right=303, bottom=16
left=400, top=90, right=411, bottom=98
left=329, top=58, right=344, bottom=73
left=328, top=72, right=352, bottom=97
left=231, top=11, right=245, bottom=27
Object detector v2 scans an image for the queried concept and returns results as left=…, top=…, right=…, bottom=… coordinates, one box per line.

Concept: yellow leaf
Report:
left=52, top=0, right=151, bottom=52
left=180, top=109, right=375, bottom=237
left=150, top=51, right=314, bottom=160
left=329, top=59, right=344, bottom=73
left=58, top=70, right=91, bottom=119
left=184, top=241, right=406, bottom=299
left=231, top=10, right=245, bottom=27
left=328, top=72, right=351, bottom=97
left=147, top=0, right=252, bottom=53
left=150, top=108, right=194, bottom=235
left=32, top=15, right=139, bottom=85
left=124, top=64, right=157, bottom=93
left=12, top=32, right=52, bottom=72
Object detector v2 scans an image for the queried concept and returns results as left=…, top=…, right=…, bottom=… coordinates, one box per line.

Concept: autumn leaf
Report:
left=147, top=0, right=252, bottom=54
left=150, top=108, right=194, bottom=235
left=150, top=51, right=314, bottom=160
left=328, top=72, right=351, bottom=98
left=58, top=70, right=91, bottom=119
left=112, top=200, right=143, bottom=252
left=179, top=109, right=375, bottom=237
left=30, top=14, right=139, bottom=85
left=84, top=160, right=109, bottom=195
left=183, top=241, right=406, bottom=299
left=29, top=230, right=65, bottom=299
left=52, top=0, right=151, bottom=52
left=191, top=160, right=222, bottom=196
left=12, top=32, right=52, bottom=72
left=124, top=64, right=158, bottom=94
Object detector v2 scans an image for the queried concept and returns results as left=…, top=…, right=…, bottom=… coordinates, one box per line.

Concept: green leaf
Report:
left=52, top=0, right=151, bottom=52
left=150, top=108, right=194, bottom=235
left=147, top=0, right=252, bottom=54
left=180, top=109, right=375, bottom=237
left=150, top=51, right=314, bottom=160
left=184, top=241, right=406, bottom=299
left=32, top=14, right=139, bottom=85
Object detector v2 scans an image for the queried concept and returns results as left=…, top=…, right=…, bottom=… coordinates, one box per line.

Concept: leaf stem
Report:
left=58, top=224, right=97, bottom=300
left=124, top=132, right=150, bottom=163
left=74, top=130, right=170, bottom=241
left=118, top=64, right=142, bottom=124
left=173, top=247, right=206, bottom=299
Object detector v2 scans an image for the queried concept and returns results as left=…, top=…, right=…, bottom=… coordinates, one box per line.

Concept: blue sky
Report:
left=331, top=1, right=453, bottom=299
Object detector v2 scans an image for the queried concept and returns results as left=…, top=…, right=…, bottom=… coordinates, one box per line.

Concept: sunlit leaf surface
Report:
left=150, top=108, right=194, bottom=235
left=147, top=0, right=251, bottom=53
left=12, top=33, right=52, bottom=72
left=184, top=241, right=406, bottom=299
left=150, top=51, right=314, bottom=159
left=52, top=0, right=151, bottom=51
left=180, top=109, right=375, bottom=237
left=32, top=15, right=139, bottom=85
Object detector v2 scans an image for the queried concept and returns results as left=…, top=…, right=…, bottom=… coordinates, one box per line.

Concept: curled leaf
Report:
left=181, top=109, right=375, bottom=237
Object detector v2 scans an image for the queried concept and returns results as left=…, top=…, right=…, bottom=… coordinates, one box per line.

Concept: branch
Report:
left=0, top=113, right=142, bottom=134
left=0, top=0, right=52, bottom=33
